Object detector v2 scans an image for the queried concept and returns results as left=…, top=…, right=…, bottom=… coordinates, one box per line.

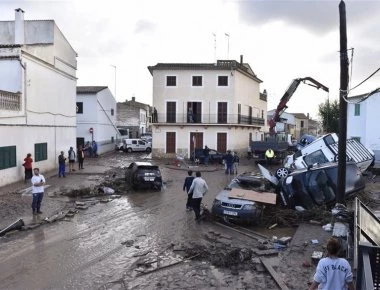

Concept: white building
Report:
left=267, top=109, right=296, bottom=136
left=76, top=86, right=119, bottom=154
left=347, top=91, right=380, bottom=165
left=0, top=8, right=77, bottom=186
left=147, top=58, right=267, bottom=158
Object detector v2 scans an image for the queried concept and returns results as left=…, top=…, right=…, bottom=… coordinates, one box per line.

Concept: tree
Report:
left=318, top=99, right=340, bottom=133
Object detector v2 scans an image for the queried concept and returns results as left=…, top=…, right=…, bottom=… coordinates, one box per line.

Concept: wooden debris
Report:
left=260, top=257, right=290, bottom=290
left=229, top=188, right=277, bottom=204
left=253, top=249, right=279, bottom=256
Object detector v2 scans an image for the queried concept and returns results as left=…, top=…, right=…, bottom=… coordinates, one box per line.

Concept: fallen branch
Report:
left=136, top=254, right=200, bottom=276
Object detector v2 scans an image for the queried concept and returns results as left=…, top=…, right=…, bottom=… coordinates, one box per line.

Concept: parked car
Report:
left=125, top=162, right=162, bottom=190
left=123, top=138, right=152, bottom=153
left=278, top=161, right=365, bottom=210
left=211, top=172, right=271, bottom=224
left=190, top=148, right=225, bottom=164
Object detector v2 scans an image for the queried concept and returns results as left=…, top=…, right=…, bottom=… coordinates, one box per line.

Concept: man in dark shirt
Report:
left=224, top=150, right=234, bottom=175
left=203, top=146, right=210, bottom=166
left=183, top=170, right=195, bottom=211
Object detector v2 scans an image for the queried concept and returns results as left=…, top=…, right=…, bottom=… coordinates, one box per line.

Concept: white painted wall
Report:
left=347, top=93, right=380, bottom=163
left=76, top=88, right=119, bottom=154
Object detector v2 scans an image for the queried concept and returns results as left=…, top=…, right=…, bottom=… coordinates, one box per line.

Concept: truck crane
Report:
left=269, top=77, right=329, bottom=133
left=250, top=77, right=329, bottom=164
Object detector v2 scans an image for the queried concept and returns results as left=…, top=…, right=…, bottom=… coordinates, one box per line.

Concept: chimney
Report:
left=307, top=113, right=310, bottom=119
left=240, top=55, right=243, bottom=64
left=14, top=8, right=25, bottom=45
left=132, top=96, right=135, bottom=102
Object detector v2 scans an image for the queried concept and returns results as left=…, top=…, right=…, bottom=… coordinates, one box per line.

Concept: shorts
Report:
left=69, top=160, right=75, bottom=163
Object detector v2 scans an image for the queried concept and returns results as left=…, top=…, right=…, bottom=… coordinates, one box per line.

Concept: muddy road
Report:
left=0, top=152, right=283, bottom=289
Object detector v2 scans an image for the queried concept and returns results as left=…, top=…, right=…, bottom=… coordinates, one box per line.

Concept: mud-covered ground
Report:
left=0, top=151, right=379, bottom=289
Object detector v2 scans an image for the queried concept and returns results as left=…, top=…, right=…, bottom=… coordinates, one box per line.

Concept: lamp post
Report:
left=110, top=65, right=116, bottom=98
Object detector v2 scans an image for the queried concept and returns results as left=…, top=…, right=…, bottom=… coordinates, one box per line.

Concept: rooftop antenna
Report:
left=225, top=33, right=230, bottom=59
left=212, top=33, right=216, bottom=63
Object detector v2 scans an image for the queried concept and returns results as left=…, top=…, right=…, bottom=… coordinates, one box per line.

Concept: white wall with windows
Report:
left=0, top=14, right=77, bottom=187
left=347, top=93, right=380, bottom=164
left=76, top=87, right=119, bottom=154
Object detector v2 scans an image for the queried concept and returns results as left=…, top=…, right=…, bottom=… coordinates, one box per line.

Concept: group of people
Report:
left=84, top=141, right=98, bottom=158
left=183, top=170, right=208, bottom=223
left=223, top=150, right=239, bottom=175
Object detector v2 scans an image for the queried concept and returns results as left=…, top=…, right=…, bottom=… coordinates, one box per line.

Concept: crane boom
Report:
left=269, top=77, right=329, bottom=133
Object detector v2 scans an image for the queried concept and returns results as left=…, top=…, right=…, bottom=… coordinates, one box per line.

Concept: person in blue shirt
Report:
left=92, top=141, right=98, bottom=157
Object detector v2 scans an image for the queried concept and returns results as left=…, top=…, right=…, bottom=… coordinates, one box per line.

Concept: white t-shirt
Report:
left=313, top=257, right=353, bottom=290
left=31, top=174, right=46, bottom=194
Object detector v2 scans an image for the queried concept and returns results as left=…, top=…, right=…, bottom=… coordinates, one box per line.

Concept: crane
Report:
left=269, top=77, right=329, bottom=133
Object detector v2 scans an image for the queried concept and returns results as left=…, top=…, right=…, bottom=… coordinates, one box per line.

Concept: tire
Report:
left=276, top=167, right=289, bottom=179
left=146, top=147, right=152, bottom=153
left=127, top=148, right=132, bottom=153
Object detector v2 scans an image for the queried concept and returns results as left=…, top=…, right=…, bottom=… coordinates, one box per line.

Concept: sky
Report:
left=1, top=0, right=379, bottom=120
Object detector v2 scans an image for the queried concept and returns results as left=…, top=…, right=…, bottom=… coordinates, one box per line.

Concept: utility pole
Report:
left=337, top=0, right=349, bottom=204
left=225, top=33, right=230, bottom=59
left=212, top=33, right=216, bottom=63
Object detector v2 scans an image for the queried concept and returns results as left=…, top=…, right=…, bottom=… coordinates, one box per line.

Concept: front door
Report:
left=217, top=133, right=227, bottom=153
left=190, top=132, right=203, bottom=157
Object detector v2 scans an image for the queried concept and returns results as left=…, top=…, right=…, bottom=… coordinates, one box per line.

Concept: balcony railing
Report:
left=152, top=113, right=265, bottom=126
left=0, top=90, right=21, bottom=111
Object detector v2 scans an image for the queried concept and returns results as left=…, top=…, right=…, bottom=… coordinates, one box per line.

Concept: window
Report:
left=218, top=102, right=228, bottom=123
left=166, top=102, right=176, bottom=123
left=166, top=132, right=176, bottom=153
left=304, top=150, right=329, bottom=166
left=187, top=102, right=202, bottom=123
left=35, top=143, right=47, bottom=162
left=354, top=104, right=360, bottom=116
left=0, top=146, right=16, bottom=170
left=218, top=76, right=228, bottom=86
left=192, top=76, right=202, bottom=86
left=166, top=76, right=177, bottom=86
left=300, top=120, right=304, bottom=128
left=111, top=108, right=114, bottom=116
left=76, top=102, right=83, bottom=114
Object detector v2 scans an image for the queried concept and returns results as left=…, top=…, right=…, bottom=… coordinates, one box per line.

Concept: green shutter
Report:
left=0, top=146, right=17, bottom=170
left=34, top=143, right=48, bottom=162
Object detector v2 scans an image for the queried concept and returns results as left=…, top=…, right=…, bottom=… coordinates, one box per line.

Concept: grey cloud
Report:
left=134, top=19, right=156, bottom=34
left=236, top=0, right=380, bottom=35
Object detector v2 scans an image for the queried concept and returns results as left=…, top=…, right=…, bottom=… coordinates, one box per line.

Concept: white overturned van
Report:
left=123, top=139, right=152, bottom=153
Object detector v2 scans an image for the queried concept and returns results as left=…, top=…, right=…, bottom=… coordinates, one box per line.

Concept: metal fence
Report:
left=0, top=90, right=21, bottom=111
left=152, top=113, right=264, bottom=126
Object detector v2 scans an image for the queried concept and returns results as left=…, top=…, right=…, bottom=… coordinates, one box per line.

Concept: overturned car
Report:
left=277, top=161, right=365, bottom=210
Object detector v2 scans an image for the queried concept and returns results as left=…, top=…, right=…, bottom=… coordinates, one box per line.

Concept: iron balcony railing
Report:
left=151, top=113, right=265, bottom=126
left=0, top=90, right=21, bottom=111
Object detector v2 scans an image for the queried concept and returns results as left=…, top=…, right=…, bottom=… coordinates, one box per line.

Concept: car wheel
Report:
left=276, top=167, right=289, bottom=179
left=146, top=147, right=152, bottom=153
left=127, top=148, right=132, bottom=153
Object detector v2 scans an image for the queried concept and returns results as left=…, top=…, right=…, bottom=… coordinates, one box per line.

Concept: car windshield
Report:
left=227, top=179, right=263, bottom=190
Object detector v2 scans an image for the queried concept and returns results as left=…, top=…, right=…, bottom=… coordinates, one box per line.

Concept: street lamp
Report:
left=110, top=65, right=117, bottom=98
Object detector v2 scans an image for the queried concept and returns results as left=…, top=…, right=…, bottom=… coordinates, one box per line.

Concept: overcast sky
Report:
left=1, top=0, right=379, bottom=119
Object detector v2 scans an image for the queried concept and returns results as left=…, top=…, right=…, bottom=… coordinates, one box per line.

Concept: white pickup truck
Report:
left=276, top=133, right=374, bottom=178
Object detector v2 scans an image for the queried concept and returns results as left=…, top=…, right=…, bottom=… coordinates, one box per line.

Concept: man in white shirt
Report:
left=188, top=171, right=208, bottom=222
left=31, top=168, right=46, bottom=215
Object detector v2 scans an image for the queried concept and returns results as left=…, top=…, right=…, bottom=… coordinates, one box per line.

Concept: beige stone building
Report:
left=147, top=58, right=267, bottom=158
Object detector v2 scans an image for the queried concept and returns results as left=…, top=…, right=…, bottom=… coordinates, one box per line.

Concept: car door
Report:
left=138, top=140, right=146, bottom=152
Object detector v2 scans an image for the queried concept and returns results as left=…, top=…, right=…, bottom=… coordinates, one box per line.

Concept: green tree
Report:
left=318, top=99, right=340, bottom=133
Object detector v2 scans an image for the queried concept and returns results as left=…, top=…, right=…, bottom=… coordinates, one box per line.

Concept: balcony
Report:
left=152, top=113, right=265, bottom=126
left=0, top=90, right=21, bottom=111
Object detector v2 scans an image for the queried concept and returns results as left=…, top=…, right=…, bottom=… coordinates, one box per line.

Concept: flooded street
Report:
left=1, top=152, right=263, bottom=289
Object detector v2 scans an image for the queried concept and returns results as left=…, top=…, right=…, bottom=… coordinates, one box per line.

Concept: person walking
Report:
left=188, top=171, right=208, bottom=223
left=58, top=151, right=66, bottom=177
left=223, top=150, right=234, bottom=175
left=233, top=152, right=240, bottom=175
left=77, top=145, right=85, bottom=170
left=309, top=238, right=354, bottom=290
left=183, top=170, right=195, bottom=211
left=203, top=145, right=210, bottom=166
left=31, top=168, right=45, bottom=215
left=92, top=141, right=98, bottom=157
left=68, top=146, right=76, bottom=172
left=23, top=153, right=33, bottom=182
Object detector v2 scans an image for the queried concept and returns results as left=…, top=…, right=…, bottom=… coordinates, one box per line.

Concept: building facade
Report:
left=116, top=97, right=151, bottom=138
left=347, top=92, right=380, bottom=165
left=267, top=110, right=296, bottom=137
left=0, top=9, right=77, bottom=186
left=147, top=58, right=267, bottom=158
left=76, top=86, right=119, bottom=154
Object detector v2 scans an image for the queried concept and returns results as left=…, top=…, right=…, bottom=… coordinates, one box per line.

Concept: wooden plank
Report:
left=229, top=188, right=277, bottom=204
left=260, top=257, right=290, bottom=290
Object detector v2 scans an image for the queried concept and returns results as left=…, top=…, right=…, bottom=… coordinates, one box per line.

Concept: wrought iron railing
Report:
left=151, top=113, right=265, bottom=126
left=0, top=90, right=21, bottom=111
